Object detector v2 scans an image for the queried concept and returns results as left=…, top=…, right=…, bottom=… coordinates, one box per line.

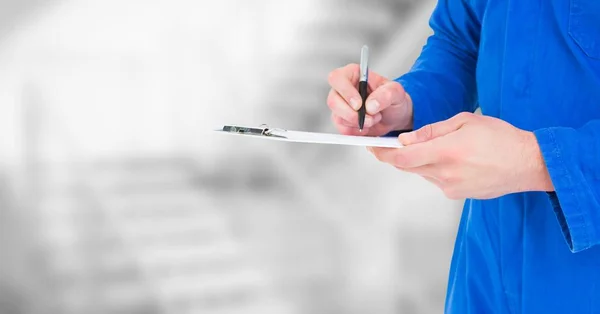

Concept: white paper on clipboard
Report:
left=214, top=125, right=403, bottom=148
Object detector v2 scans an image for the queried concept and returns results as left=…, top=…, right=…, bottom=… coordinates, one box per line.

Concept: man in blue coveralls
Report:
left=327, top=0, right=600, bottom=313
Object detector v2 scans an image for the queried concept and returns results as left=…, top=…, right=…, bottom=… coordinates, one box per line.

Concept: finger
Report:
left=336, top=112, right=382, bottom=129
left=364, top=80, right=407, bottom=115
left=365, top=70, right=390, bottom=92
left=371, top=142, right=441, bottom=169
left=401, top=169, right=442, bottom=185
left=333, top=114, right=382, bottom=134
left=398, top=112, right=473, bottom=145
left=399, top=141, right=443, bottom=168
left=401, top=164, right=437, bottom=177
left=402, top=164, right=455, bottom=187
left=328, top=65, right=389, bottom=110
left=422, top=175, right=444, bottom=189
left=333, top=114, right=371, bottom=136
left=327, top=89, right=358, bottom=123
left=328, top=64, right=363, bottom=110
left=392, top=165, right=443, bottom=188
left=328, top=90, right=382, bottom=128
left=367, top=147, right=397, bottom=165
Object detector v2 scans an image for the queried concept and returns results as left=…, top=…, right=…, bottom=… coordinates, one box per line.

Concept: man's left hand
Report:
left=368, top=112, right=555, bottom=199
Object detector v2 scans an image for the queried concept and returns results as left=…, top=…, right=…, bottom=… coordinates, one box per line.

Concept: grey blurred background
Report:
left=0, top=0, right=464, bottom=313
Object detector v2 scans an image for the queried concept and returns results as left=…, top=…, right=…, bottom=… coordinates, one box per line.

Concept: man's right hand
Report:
left=327, top=64, right=413, bottom=136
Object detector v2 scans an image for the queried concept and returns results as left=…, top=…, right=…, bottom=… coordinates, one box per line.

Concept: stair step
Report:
left=133, top=241, right=239, bottom=265
left=165, top=291, right=285, bottom=314
left=59, top=280, right=154, bottom=310
left=88, top=173, right=197, bottom=193
left=38, top=189, right=210, bottom=217
left=183, top=303, right=291, bottom=314
left=139, top=256, right=246, bottom=279
left=102, top=194, right=215, bottom=216
left=154, top=270, right=267, bottom=300
left=111, top=216, right=227, bottom=236
left=41, top=217, right=229, bottom=255
left=122, top=227, right=229, bottom=249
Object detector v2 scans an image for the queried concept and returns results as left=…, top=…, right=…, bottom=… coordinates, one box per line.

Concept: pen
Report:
left=358, top=45, right=369, bottom=131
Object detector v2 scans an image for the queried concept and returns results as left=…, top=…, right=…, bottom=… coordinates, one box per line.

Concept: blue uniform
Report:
left=396, top=0, right=600, bottom=313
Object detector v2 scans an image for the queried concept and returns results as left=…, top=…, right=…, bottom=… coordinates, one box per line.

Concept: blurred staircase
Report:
left=7, top=1, right=444, bottom=314
left=35, top=158, right=294, bottom=314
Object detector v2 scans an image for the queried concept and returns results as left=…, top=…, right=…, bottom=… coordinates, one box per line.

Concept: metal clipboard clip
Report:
left=221, top=124, right=288, bottom=139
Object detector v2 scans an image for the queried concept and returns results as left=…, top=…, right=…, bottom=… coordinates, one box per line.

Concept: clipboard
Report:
left=214, top=124, right=403, bottom=148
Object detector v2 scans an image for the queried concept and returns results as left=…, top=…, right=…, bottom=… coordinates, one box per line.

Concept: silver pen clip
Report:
left=360, top=45, right=369, bottom=82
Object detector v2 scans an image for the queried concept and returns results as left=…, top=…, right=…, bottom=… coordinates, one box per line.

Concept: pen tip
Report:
left=359, top=128, right=363, bottom=133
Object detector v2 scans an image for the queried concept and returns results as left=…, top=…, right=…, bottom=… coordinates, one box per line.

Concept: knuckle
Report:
left=418, top=124, right=434, bottom=141
left=382, top=88, right=393, bottom=102
left=327, top=69, right=339, bottom=85
left=345, top=63, right=359, bottom=81
left=456, top=112, right=475, bottom=120
left=389, top=81, right=404, bottom=96
left=443, top=187, right=462, bottom=200
left=392, top=80, right=405, bottom=93
left=345, top=63, right=359, bottom=71
left=393, top=152, right=409, bottom=167
left=372, top=152, right=384, bottom=162
left=437, top=169, right=454, bottom=183
left=441, top=146, right=462, bottom=163
left=336, top=125, right=349, bottom=135
left=331, top=113, right=338, bottom=124
left=326, top=92, right=336, bottom=109
left=371, top=90, right=390, bottom=108
left=344, top=63, right=359, bottom=75
left=444, top=148, right=460, bottom=162
left=336, top=116, right=350, bottom=127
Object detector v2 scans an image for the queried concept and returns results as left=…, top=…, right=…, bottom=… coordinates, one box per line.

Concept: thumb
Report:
left=365, top=80, right=407, bottom=115
left=398, top=112, right=473, bottom=145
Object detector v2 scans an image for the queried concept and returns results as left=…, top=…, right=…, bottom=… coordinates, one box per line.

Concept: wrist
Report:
left=520, top=131, right=555, bottom=192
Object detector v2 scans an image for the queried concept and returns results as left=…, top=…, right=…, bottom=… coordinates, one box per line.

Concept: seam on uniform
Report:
left=549, top=128, right=590, bottom=250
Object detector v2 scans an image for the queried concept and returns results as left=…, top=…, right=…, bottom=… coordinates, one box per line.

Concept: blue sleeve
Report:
left=395, top=0, right=485, bottom=129
left=534, top=122, right=600, bottom=253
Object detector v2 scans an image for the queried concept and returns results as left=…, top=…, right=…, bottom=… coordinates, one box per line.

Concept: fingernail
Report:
left=398, top=132, right=414, bottom=145
left=367, top=100, right=379, bottom=114
left=350, top=98, right=361, bottom=110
